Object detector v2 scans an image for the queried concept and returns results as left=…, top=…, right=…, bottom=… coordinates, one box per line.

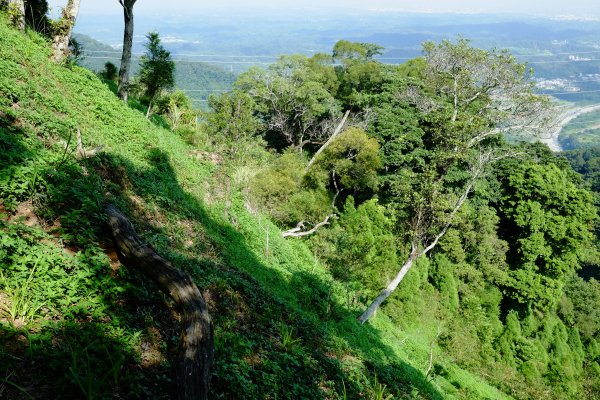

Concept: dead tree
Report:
left=75, top=129, right=104, bottom=159
left=106, top=204, right=214, bottom=400
left=51, top=0, right=81, bottom=63
left=357, top=151, right=491, bottom=324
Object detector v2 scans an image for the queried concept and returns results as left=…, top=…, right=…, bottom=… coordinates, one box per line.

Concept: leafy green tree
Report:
left=358, top=39, right=549, bottom=324
left=332, top=40, right=387, bottom=107
left=203, top=90, right=264, bottom=161
left=496, top=161, right=597, bottom=311
left=101, top=61, right=118, bottom=81
left=563, top=146, right=600, bottom=193
left=236, top=54, right=342, bottom=151
left=139, top=31, right=175, bottom=118
left=332, top=40, right=384, bottom=61
left=308, top=127, right=381, bottom=205
left=310, top=198, right=398, bottom=293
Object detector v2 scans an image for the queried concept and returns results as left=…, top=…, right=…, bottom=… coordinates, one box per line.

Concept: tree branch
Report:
left=282, top=214, right=336, bottom=238
left=306, top=110, right=350, bottom=171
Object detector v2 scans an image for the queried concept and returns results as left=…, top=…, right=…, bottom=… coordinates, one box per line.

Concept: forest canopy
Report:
left=1, top=6, right=600, bottom=399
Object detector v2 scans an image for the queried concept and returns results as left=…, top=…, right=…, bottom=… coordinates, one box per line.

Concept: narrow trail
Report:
left=541, top=103, right=600, bottom=152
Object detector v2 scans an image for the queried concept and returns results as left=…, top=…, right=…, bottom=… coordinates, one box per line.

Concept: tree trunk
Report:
left=8, top=0, right=25, bottom=31
left=357, top=173, right=478, bottom=324
left=357, top=251, right=419, bottom=324
left=51, top=0, right=80, bottom=63
left=105, top=204, right=214, bottom=400
left=118, top=0, right=136, bottom=102
left=146, top=98, right=154, bottom=119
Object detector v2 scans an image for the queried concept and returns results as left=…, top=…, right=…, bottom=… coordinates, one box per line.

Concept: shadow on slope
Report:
left=97, top=147, right=445, bottom=399
left=0, top=124, right=176, bottom=399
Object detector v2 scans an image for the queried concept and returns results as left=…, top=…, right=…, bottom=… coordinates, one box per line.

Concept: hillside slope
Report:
left=0, top=19, right=510, bottom=399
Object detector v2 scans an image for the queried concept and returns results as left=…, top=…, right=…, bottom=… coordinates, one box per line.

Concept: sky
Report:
left=47, top=0, right=600, bottom=17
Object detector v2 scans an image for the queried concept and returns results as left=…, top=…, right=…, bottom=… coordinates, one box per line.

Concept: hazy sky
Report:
left=48, top=0, right=600, bottom=17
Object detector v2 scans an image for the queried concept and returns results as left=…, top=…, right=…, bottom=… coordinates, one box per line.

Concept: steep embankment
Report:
left=0, top=20, right=510, bottom=399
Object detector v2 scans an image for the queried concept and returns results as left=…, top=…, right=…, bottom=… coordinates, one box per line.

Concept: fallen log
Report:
left=105, top=204, right=213, bottom=400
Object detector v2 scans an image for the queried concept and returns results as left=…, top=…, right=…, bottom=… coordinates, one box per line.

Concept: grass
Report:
left=0, top=16, right=513, bottom=399
left=0, top=265, right=44, bottom=325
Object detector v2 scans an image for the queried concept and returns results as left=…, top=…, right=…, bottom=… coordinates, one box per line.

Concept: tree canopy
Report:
left=139, top=31, right=175, bottom=112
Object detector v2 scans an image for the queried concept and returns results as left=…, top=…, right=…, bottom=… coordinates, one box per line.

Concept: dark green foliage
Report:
left=101, top=61, right=118, bottom=81
left=138, top=32, right=175, bottom=103
left=496, top=160, right=597, bottom=311
left=24, top=0, right=52, bottom=37
left=562, top=276, right=600, bottom=342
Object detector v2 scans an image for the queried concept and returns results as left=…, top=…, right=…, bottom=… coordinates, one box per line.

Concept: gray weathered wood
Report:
left=51, top=0, right=81, bottom=63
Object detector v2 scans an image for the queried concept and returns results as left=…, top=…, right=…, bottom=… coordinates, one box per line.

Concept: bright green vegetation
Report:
left=1, top=14, right=600, bottom=400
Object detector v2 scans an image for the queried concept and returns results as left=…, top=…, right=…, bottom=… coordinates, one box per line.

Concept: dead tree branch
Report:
left=282, top=214, right=336, bottom=238
left=306, top=110, right=350, bottom=171
left=425, top=327, right=442, bottom=380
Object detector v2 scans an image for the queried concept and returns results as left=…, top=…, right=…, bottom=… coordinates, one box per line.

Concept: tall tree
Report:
left=50, top=0, right=80, bottom=63
left=357, top=39, right=550, bottom=324
left=332, top=40, right=386, bottom=107
left=117, top=0, right=137, bottom=102
left=138, top=31, right=175, bottom=118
